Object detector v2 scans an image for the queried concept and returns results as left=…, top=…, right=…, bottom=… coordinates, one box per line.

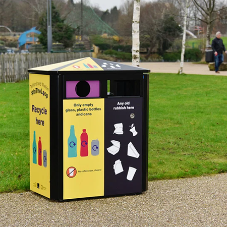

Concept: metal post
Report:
left=47, top=0, right=52, bottom=53
left=81, top=0, right=83, bottom=40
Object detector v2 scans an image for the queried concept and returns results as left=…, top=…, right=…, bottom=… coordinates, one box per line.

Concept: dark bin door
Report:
left=104, top=97, right=143, bottom=196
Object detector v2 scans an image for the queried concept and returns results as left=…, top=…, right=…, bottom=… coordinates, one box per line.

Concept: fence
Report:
left=0, top=52, right=92, bottom=83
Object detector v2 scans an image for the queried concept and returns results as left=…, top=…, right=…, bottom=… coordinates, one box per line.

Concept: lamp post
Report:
left=47, top=0, right=52, bottom=53
left=81, top=0, right=83, bottom=40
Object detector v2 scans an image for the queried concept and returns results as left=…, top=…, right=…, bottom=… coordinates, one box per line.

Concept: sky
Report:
left=90, top=0, right=125, bottom=11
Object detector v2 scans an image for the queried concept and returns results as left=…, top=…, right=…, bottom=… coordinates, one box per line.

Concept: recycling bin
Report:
left=28, top=57, right=150, bottom=201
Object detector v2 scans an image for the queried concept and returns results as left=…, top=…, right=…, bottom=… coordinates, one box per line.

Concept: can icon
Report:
left=91, top=140, right=99, bottom=156
left=43, top=150, right=47, bottom=168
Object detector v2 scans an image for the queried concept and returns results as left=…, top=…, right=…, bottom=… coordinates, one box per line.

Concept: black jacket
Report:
left=212, top=37, right=226, bottom=54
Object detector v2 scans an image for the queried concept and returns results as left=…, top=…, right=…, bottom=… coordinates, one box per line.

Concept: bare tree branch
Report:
left=192, top=0, right=209, bottom=16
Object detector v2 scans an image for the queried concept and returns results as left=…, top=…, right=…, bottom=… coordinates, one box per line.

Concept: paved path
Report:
left=124, top=62, right=227, bottom=76
left=1, top=174, right=227, bottom=226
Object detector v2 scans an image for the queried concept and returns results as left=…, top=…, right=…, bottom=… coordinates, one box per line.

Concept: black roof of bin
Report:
left=28, top=57, right=150, bottom=73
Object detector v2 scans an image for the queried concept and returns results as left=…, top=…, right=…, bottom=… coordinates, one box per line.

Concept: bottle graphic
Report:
left=38, top=137, right=42, bottom=166
left=87, top=64, right=93, bottom=68
left=68, top=125, right=77, bottom=158
left=33, top=131, right=37, bottom=164
left=91, top=139, right=99, bottom=156
left=83, top=63, right=89, bottom=69
left=43, top=150, right=47, bottom=168
left=80, top=129, right=88, bottom=157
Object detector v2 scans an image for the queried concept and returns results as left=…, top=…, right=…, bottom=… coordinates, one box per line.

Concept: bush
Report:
left=112, top=45, right=132, bottom=53
left=162, top=48, right=203, bottom=62
left=141, top=54, right=163, bottom=62
left=185, top=48, right=203, bottom=62
left=5, top=41, right=18, bottom=48
left=104, top=49, right=132, bottom=61
left=97, top=54, right=116, bottom=61
left=95, top=43, right=111, bottom=50
left=163, top=52, right=181, bottom=62
left=28, top=44, right=45, bottom=53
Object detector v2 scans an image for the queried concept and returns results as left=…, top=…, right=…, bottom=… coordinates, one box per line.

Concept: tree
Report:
left=116, top=0, right=134, bottom=36
left=157, top=15, right=182, bottom=55
left=192, top=0, right=227, bottom=47
left=0, top=0, right=12, bottom=26
left=38, top=2, right=75, bottom=49
left=140, top=2, right=181, bottom=58
left=177, top=0, right=191, bottom=74
left=132, top=0, right=140, bottom=67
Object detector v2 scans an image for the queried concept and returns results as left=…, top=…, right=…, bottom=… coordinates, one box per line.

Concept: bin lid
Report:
left=28, top=57, right=150, bottom=73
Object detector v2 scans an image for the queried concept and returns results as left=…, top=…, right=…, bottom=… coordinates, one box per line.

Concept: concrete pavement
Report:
left=1, top=174, right=227, bottom=226
left=124, top=62, right=227, bottom=76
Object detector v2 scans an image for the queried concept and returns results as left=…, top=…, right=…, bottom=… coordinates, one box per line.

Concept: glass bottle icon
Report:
left=80, top=129, right=88, bottom=157
left=33, top=131, right=37, bottom=164
left=68, top=125, right=77, bottom=158
left=38, top=137, right=42, bottom=166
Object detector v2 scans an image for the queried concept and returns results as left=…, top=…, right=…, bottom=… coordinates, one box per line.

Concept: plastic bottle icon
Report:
left=68, top=125, right=77, bottom=158
left=80, top=129, right=88, bottom=157
left=33, top=131, right=37, bottom=164
left=38, top=137, right=42, bottom=166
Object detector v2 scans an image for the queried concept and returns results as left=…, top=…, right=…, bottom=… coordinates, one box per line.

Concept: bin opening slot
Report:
left=108, top=80, right=140, bottom=97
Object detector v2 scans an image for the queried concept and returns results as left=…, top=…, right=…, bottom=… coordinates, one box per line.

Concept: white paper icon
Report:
left=113, top=159, right=124, bottom=175
left=127, top=142, right=140, bottom=158
left=107, top=140, right=120, bottom=155
left=127, top=167, right=137, bottom=181
left=130, top=124, right=138, bottom=136
left=116, top=64, right=121, bottom=68
left=113, top=123, right=123, bottom=135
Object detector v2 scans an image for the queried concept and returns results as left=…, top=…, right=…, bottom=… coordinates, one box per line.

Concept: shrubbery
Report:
left=163, top=52, right=181, bottom=62
left=163, top=48, right=202, bottom=62
left=103, top=49, right=132, bottom=61
left=112, top=45, right=132, bottom=53
left=185, top=48, right=203, bottom=62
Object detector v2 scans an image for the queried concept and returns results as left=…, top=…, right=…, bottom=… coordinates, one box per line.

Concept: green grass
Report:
left=0, top=80, right=29, bottom=192
left=149, top=73, right=227, bottom=180
left=186, top=37, right=227, bottom=49
left=1, top=74, right=227, bottom=192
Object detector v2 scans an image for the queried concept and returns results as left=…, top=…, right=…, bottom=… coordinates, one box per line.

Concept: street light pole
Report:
left=47, top=0, right=52, bottom=53
left=81, top=0, right=83, bottom=41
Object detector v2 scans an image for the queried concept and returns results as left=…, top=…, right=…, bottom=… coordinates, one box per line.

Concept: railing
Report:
left=0, top=52, right=92, bottom=83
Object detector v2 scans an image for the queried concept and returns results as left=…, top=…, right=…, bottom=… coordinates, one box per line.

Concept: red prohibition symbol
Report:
left=66, top=167, right=77, bottom=178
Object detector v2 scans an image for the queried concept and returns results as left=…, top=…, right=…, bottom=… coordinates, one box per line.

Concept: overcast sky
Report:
left=89, top=0, right=125, bottom=11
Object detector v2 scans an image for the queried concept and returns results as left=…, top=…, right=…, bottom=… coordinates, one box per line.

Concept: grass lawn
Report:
left=1, top=74, right=227, bottom=192
left=0, top=80, right=29, bottom=193
left=186, top=37, right=227, bottom=49
left=149, top=73, right=227, bottom=180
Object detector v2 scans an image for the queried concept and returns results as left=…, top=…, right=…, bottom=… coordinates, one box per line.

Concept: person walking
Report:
left=212, top=31, right=227, bottom=73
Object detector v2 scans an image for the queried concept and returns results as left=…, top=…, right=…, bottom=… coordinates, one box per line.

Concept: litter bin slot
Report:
left=108, top=80, right=140, bottom=97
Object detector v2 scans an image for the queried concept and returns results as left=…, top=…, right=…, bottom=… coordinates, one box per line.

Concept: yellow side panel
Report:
left=29, top=74, right=50, bottom=198
left=63, top=99, right=104, bottom=200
